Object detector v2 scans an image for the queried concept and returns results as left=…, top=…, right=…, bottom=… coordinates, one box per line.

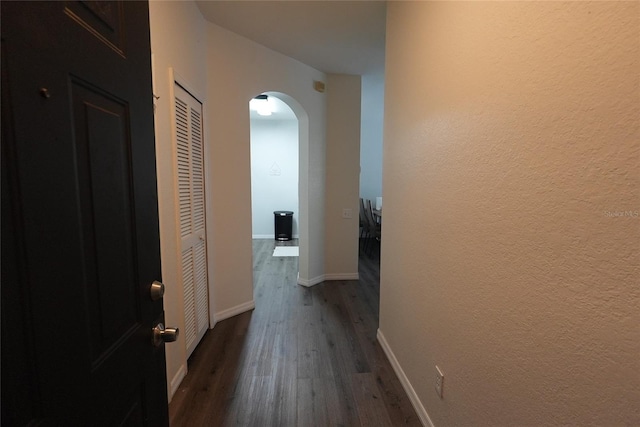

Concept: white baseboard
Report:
left=324, top=273, right=359, bottom=281
left=214, top=300, right=255, bottom=322
left=168, top=363, right=187, bottom=402
left=297, top=273, right=325, bottom=287
left=298, top=273, right=360, bottom=287
left=377, top=329, right=434, bottom=427
left=252, top=234, right=300, bottom=239
left=297, top=272, right=360, bottom=287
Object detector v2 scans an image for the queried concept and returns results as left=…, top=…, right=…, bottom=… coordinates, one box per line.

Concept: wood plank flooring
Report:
left=169, top=239, right=420, bottom=426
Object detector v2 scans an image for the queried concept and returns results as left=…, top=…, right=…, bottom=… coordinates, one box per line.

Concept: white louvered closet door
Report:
left=174, top=84, right=209, bottom=358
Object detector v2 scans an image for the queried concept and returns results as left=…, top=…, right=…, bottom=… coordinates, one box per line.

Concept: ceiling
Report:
left=195, top=1, right=387, bottom=76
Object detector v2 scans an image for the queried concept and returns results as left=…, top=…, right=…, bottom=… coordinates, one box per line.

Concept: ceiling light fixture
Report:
left=250, top=94, right=273, bottom=116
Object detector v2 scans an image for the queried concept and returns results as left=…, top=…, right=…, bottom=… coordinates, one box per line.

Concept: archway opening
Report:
left=248, top=92, right=310, bottom=290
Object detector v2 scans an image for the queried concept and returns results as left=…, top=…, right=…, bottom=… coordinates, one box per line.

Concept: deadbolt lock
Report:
left=150, top=280, right=165, bottom=301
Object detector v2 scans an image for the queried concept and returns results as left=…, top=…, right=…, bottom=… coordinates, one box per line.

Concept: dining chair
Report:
left=363, top=199, right=381, bottom=256
left=359, top=198, right=369, bottom=240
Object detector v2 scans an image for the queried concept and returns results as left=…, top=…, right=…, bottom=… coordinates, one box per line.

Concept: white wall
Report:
left=359, top=69, right=385, bottom=202
left=205, top=23, right=328, bottom=293
left=325, top=74, right=362, bottom=279
left=250, top=119, right=299, bottom=238
left=148, top=0, right=208, bottom=400
left=149, top=0, right=329, bottom=400
left=380, top=2, right=639, bottom=426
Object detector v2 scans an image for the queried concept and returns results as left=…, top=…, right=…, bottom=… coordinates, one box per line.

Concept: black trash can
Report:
left=274, top=211, right=294, bottom=241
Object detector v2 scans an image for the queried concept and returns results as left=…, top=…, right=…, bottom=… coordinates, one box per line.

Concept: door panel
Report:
left=71, top=79, right=141, bottom=362
left=174, top=84, right=209, bottom=357
left=64, top=1, right=126, bottom=55
left=1, top=1, right=169, bottom=425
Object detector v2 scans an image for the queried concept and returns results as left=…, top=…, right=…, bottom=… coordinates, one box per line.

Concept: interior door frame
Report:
left=167, top=67, right=215, bottom=336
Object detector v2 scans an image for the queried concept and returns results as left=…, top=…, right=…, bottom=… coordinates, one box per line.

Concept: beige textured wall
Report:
left=149, top=0, right=208, bottom=399
left=325, top=74, right=362, bottom=278
left=205, top=23, right=328, bottom=299
left=380, top=2, right=639, bottom=426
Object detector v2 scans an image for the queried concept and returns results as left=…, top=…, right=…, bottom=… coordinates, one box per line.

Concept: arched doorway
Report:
left=248, top=91, right=310, bottom=288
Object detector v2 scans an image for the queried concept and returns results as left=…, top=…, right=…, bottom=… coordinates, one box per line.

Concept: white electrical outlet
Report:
left=435, top=365, right=444, bottom=398
left=342, top=208, right=352, bottom=219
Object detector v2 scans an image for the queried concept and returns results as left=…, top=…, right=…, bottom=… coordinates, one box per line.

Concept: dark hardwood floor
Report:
left=169, top=238, right=420, bottom=426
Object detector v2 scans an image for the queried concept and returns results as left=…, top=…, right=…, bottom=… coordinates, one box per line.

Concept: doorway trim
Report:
left=165, top=67, right=215, bottom=398
left=251, top=91, right=310, bottom=286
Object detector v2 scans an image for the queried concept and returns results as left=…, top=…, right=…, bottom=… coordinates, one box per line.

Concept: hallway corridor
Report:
left=169, top=239, right=419, bottom=426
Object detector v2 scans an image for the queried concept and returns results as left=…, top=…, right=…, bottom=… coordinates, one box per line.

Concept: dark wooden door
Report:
left=1, top=1, right=169, bottom=425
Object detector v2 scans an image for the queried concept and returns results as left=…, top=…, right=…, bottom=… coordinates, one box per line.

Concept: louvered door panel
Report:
left=176, top=98, right=191, bottom=239
left=191, top=109, right=205, bottom=234
left=193, top=240, right=208, bottom=333
left=174, top=83, right=209, bottom=357
left=181, top=248, right=196, bottom=349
